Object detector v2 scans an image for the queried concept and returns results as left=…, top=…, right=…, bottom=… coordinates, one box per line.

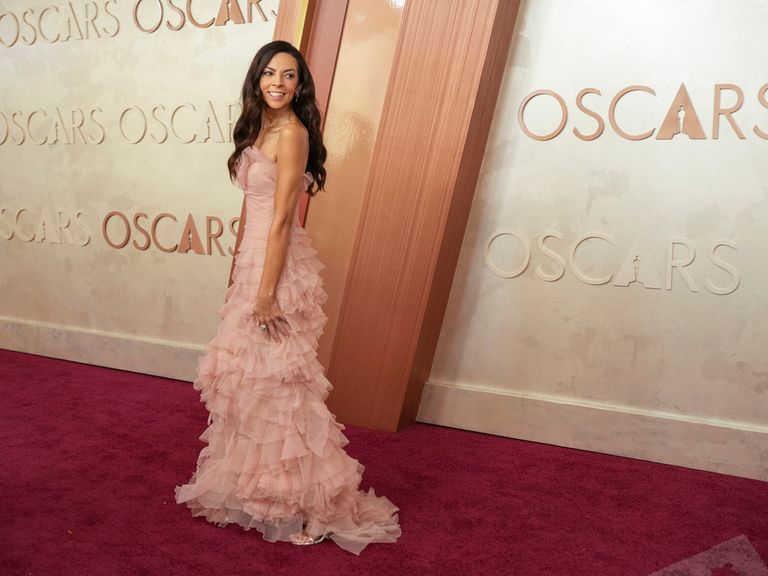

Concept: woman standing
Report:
left=175, top=41, right=401, bottom=555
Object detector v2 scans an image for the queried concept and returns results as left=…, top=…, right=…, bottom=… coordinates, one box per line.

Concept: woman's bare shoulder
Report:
left=278, top=120, right=308, bottom=145
left=276, top=121, right=308, bottom=164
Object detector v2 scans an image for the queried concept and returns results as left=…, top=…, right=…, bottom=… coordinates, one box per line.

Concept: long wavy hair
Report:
left=227, top=41, right=327, bottom=196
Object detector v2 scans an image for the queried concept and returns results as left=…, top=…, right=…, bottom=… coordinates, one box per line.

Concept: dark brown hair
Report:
left=227, top=41, right=327, bottom=195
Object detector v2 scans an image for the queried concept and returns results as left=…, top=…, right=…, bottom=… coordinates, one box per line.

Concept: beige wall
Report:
left=419, top=0, right=768, bottom=480
left=0, top=0, right=276, bottom=378
left=305, top=0, right=404, bottom=368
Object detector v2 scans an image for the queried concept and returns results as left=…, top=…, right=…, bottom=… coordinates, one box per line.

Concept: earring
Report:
left=294, top=91, right=299, bottom=102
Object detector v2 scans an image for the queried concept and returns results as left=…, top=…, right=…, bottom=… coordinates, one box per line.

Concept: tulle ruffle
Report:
left=175, top=205, right=401, bottom=555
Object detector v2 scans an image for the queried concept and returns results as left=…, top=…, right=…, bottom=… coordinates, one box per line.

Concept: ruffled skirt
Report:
left=174, top=228, right=401, bottom=555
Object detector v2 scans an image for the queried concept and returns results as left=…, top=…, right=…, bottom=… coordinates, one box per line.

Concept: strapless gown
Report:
left=174, top=145, right=401, bottom=555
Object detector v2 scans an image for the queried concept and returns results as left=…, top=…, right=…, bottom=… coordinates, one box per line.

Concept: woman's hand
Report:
left=253, top=293, right=290, bottom=342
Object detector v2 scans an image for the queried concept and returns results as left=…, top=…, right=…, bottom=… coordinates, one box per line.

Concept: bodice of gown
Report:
left=234, top=145, right=313, bottom=250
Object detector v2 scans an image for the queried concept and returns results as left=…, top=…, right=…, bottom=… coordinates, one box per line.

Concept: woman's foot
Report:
left=289, top=531, right=327, bottom=546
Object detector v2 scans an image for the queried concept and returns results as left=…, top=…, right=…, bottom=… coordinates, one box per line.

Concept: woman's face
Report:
left=259, top=52, right=300, bottom=110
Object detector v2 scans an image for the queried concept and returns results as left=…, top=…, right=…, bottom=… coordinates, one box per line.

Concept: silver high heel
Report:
left=289, top=531, right=328, bottom=545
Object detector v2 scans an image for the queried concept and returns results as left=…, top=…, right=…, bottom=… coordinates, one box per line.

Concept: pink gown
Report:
left=175, top=145, right=401, bottom=555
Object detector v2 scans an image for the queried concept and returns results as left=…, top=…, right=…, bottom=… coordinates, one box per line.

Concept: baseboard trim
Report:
left=417, top=380, right=768, bottom=481
left=0, top=315, right=201, bottom=381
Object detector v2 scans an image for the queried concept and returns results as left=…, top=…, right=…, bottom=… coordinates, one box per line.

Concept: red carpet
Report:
left=1, top=348, right=766, bottom=575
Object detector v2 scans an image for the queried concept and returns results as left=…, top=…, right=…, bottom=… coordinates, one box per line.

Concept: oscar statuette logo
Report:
left=517, top=83, right=768, bottom=141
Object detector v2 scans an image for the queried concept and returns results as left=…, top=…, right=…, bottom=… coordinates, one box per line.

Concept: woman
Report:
left=175, top=41, right=402, bottom=555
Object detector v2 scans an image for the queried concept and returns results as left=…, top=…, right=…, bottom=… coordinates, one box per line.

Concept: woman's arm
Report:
left=253, top=123, right=309, bottom=339
left=227, top=196, right=247, bottom=289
